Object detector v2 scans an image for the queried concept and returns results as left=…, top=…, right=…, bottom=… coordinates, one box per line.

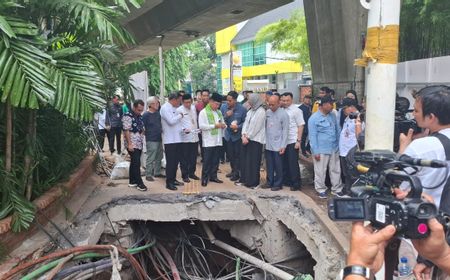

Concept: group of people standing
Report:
left=96, top=86, right=366, bottom=199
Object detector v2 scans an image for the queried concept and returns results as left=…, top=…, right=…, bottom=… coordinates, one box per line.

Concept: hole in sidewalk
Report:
left=97, top=220, right=316, bottom=279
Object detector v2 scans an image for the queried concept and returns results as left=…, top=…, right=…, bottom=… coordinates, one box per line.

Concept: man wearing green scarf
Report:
left=198, top=93, right=226, bottom=186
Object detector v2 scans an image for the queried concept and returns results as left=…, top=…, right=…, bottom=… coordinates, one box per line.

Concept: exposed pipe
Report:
left=201, top=222, right=295, bottom=280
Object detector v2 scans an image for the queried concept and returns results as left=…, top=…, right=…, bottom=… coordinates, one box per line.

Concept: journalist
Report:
left=398, top=85, right=450, bottom=209
left=342, top=219, right=450, bottom=280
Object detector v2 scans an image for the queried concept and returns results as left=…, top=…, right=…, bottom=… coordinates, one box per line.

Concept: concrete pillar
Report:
left=358, top=0, right=401, bottom=150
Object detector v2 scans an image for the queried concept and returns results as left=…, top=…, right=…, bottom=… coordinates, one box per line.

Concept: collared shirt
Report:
left=107, top=103, right=123, bottom=128
left=94, top=109, right=108, bottom=130
left=142, top=110, right=162, bottom=142
left=220, top=103, right=247, bottom=142
left=176, top=104, right=199, bottom=143
left=160, top=102, right=183, bottom=144
left=308, top=110, right=340, bottom=155
left=284, top=104, right=305, bottom=144
left=265, top=108, right=289, bottom=151
left=339, top=117, right=365, bottom=156
left=198, top=108, right=223, bottom=147
left=122, top=111, right=144, bottom=150
left=299, top=103, right=312, bottom=134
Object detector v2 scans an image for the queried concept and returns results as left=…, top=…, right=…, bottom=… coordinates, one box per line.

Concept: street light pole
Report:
left=357, top=0, right=401, bottom=151
left=158, top=35, right=165, bottom=103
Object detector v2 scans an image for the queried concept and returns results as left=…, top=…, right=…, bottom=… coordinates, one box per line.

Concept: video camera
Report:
left=328, top=150, right=448, bottom=239
left=394, top=96, right=421, bottom=151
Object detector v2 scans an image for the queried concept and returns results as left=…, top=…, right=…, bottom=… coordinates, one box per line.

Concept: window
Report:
left=253, top=41, right=266, bottom=65
left=237, top=42, right=254, bottom=66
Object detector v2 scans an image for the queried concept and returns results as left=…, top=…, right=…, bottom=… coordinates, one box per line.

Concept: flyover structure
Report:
left=122, top=0, right=293, bottom=63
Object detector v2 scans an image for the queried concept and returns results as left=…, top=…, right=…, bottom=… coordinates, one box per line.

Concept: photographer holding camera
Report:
left=398, top=85, right=450, bottom=208
left=339, top=97, right=365, bottom=195
left=343, top=218, right=450, bottom=280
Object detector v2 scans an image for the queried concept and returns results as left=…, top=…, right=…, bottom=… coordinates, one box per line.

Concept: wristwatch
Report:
left=340, top=265, right=375, bottom=280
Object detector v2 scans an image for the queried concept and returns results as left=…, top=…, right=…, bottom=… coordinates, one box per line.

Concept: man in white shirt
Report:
left=339, top=98, right=364, bottom=194
left=176, top=94, right=200, bottom=183
left=281, top=92, right=305, bottom=191
left=399, top=85, right=450, bottom=210
left=160, top=92, right=184, bottom=190
left=198, top=93, right=226, bottom=187
left=94, top=109, right=109, bottom=150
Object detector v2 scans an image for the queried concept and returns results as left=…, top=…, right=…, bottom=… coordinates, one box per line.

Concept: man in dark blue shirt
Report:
left=298, top=94, right=312, bottom=156
left=142, top=96, right=165, bottom=182
left=220, top=91, right=247, bottom=181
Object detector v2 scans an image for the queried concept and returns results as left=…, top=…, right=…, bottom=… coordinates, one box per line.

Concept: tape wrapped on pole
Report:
left=354, top=24, right=399, bottom=67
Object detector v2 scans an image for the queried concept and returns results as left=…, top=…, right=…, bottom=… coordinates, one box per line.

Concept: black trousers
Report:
left=164, top=143, right=182, bottom=184
left=282, top=143, right=302, bottom=189
left=202, top=146, right=221, bottom=182
left=226, top=139, right=242, bottom=177
left=97, top=129, right=110, bottom=150
left=128, top=149, right=143, bottom=185
left=240, top=141, right=262, bottom=187
left=109, top=126, right=122, bottom=153
left=300, top=129, right=310, bottom=155
left=180, top=142, right=198, bottom=179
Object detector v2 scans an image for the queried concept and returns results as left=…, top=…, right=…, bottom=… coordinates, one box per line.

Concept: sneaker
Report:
left=136, top=184, right=148, bottom=191
left=145, top=176, right=154, bottom=182
left=271, top=186, right=282, bottom=191
left=234, top=182, right=244, bottom=187
left=332, top=191, right=348, bottom=198
left=128, top=183, right=137, bottom=188
left=318, top=192, right=327, bottom=199
left=154, top=174, right=166, bottom=178
left=260, top=183, right=271, bottom=189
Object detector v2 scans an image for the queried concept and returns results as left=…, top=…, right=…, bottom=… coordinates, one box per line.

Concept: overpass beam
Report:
left=358, top=0, right=401, bottom=150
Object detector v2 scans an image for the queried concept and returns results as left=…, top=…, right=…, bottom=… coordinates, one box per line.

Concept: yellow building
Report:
left=215, top=0, right=303, bottom=94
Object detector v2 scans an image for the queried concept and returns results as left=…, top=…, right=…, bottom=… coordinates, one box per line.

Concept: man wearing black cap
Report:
left=198, top=93, right=226, bottom=186
left=177, top=94, right=200, bottom=183
left=308, top=95, right=343, bottom=199
left=339, top=98, right=364, bottom=194
left=160, top=92, right=184, bottom=190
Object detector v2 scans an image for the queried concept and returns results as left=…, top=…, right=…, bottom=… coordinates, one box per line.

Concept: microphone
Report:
left=398, top=154, right=447, bottom=168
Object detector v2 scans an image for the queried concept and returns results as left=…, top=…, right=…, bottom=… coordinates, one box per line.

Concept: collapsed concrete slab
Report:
left=69, top=190, right=347, bottom=279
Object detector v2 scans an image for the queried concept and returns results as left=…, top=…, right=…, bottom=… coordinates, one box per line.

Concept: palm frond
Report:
left=113, top=0, right=142, bottom=12
left=50, top=59, right=105, bottom=121
left=0, top=36, right=55, bottom=109
left=51, top=0, right=133, bottom=44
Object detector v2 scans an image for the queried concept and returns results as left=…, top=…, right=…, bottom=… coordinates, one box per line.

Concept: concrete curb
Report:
left=0, top=155, right=94, bottom=252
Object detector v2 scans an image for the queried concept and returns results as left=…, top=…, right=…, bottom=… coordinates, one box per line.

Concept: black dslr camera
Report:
left=328, top=150, right=448, bottom=239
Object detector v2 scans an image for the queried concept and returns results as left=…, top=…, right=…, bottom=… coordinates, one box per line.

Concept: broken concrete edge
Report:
left=70, top=190, right=348, bottom=278
left=0, top=155, right=95, bottom=253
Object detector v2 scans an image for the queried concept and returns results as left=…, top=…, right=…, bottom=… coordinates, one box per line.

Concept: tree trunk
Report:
left=24, top=110, right=36, bottom=201
left=5, top=98, right=12, bottom=172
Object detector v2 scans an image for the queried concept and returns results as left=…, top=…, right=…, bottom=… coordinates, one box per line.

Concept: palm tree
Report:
left=0, top=0, right=141, bottom=231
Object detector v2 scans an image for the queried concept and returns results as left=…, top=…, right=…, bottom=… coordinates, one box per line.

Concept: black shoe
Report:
left=220, top=160, right=225, bottom=164
left=154, top=174, right=166, bottom=178
left=145, top=176, right=154, bottom=182
left=137, top=184, right=148, bottom=191
left=189, top=174, right=200, bottom=180
left=166, top=184, right=177, bottom=191
left=290, top=187, right=301, bottom=191
left=271, top=186, right=282, bottom=191
left=182, top=177, right=190, bottom=183
left=210, top=178, right=223, bottom=183
left=230, top=175, right=240, bottom=181
left=225, top=172, right=233, bottom=178
left=174, top=180, right=184, bottom=186
left=201, top=180, right=208, bottom=187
